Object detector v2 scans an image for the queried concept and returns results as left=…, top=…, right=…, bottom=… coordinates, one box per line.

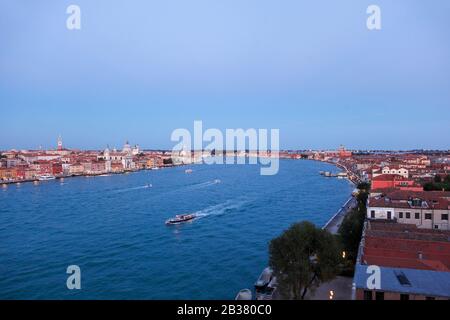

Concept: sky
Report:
left=1, top=0, right=449, bottom=150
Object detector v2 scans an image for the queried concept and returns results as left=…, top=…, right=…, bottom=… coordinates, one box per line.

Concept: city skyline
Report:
left=1, top=1, right=450, bottom=150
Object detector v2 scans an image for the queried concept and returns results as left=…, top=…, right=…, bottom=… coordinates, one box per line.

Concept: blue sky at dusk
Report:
left=1, top=0, right=449, bottom=150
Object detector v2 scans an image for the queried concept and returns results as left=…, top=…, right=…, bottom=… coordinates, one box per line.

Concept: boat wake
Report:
left=194, top=198, right=250, bottom=220
left=113, top=184, right=152, bottom=193
left=186, top=179, right=222, bottom=191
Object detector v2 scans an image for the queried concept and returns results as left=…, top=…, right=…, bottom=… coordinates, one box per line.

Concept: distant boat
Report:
left=185, top=169, right=193, bottom=174
left=235, top=289, right=253, bottom=301
left=165, top=214, right=197, bottom=225
left=151, top=167, right=160, bottom=171
left=38, top=175, right=56, bottom=181
left=214, top=179, right=221, bottom=184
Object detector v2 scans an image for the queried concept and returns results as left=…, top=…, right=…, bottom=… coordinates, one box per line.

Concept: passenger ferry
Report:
left=37, top=175, right=56, bottom=181
left=165, top=214, right=197, bottom=225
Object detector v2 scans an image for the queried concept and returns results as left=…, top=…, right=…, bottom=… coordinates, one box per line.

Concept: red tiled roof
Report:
left=368, top=190, right=450, bottom=210
left=362, top=221, right=450, bottom=272
left=372, top=174, right=409, bottom=181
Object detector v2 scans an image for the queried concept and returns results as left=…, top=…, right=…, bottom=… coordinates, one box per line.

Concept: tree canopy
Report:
left=269, top=221, right=341, bottom=300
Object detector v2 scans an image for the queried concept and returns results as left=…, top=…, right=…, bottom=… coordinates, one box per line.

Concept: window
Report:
left=415, top=212, right=420, bottom=220
left=400, top=294, right=410, bottom=301
left=376, top=292, right=385, bottom=301
left=406, top=212, right=411, bottom=219
left=399, top=212, right=404, bottom=219
left=364, top=291, right=373, bottom=301
left=371, top=210, right=375, bottom=219
left=387, top=212, right=392, bottom=220
left=442, top=214, right=449, bottom=221
left=425, top=214, right=432, bottom=220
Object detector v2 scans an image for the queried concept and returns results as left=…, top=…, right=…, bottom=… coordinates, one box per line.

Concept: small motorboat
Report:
left=255, top=267, right=277, bottom=301
left=165, top=214, right=197, bottom=225
left=255, top=267, right=273, bottom=289
left=235, top=289, right=253, bottom=301
left=185, top=169, right=193, bottom=174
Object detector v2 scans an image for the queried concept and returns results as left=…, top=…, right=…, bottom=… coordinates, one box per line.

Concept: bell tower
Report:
left=57, top=135, right=63, bottom=151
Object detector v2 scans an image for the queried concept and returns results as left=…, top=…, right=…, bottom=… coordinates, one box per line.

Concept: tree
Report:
left=423, top=182, right=435, bottom=191
left=434, top=175, right=442, bottom=183
left=339, top=209, right=364, bottom=262
left=445, top=175, right=450, bottom=184
left=269, top=221, right=341, bottom=300
left=338, top=189, right=368, bottom=263
left=357, top=182, right=371, bottom=191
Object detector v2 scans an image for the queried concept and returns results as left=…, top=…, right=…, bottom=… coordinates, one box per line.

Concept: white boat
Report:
left=235, top=289, right=253, bottom=301
left=165, top=214, right=197, bottom=225
left=255, top=267, right=277, bottom=300
left=185, top=169, right=193, bottom=174
left=38, top=175, right=56, bottom=181
left=151, top=167, right=160, bottom=171
left=255, top=267, right=273, bottom=289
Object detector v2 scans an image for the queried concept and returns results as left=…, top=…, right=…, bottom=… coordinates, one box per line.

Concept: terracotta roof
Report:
left=362, top=221, right=450, bottom=272
left=369, top=190, right=450, bottom=210
left=372, top=174, right=410, bottom=181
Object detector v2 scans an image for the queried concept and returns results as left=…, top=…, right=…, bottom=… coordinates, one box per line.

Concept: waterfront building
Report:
left=367, top=190, right=450, bottom=230
left=52, top=163, right=63, bottom=176
left=371, top=174, right=422, bottom=192
left=0, top=168, right=18, bottom=181
left=24, top=168, right=38, bottom=180
left=99, top=143, right=136, bottom=171
left=354, top=220, right=450, bottom=300
left=378, top=166, right=409, bottom=179
left=81, top=161, right=106, bottom=175
left=69, top=163, right=84, bottom=176
left=110, top=161, right=124, bottom=173
left=30, top=161, right=53, bottom=175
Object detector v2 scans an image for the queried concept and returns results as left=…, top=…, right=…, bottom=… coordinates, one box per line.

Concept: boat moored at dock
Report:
left=37, top=175, right=56, bottom=181
left=235, top=289, right=253, bottom=301
left=254, top=267, right=278, bottom=300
